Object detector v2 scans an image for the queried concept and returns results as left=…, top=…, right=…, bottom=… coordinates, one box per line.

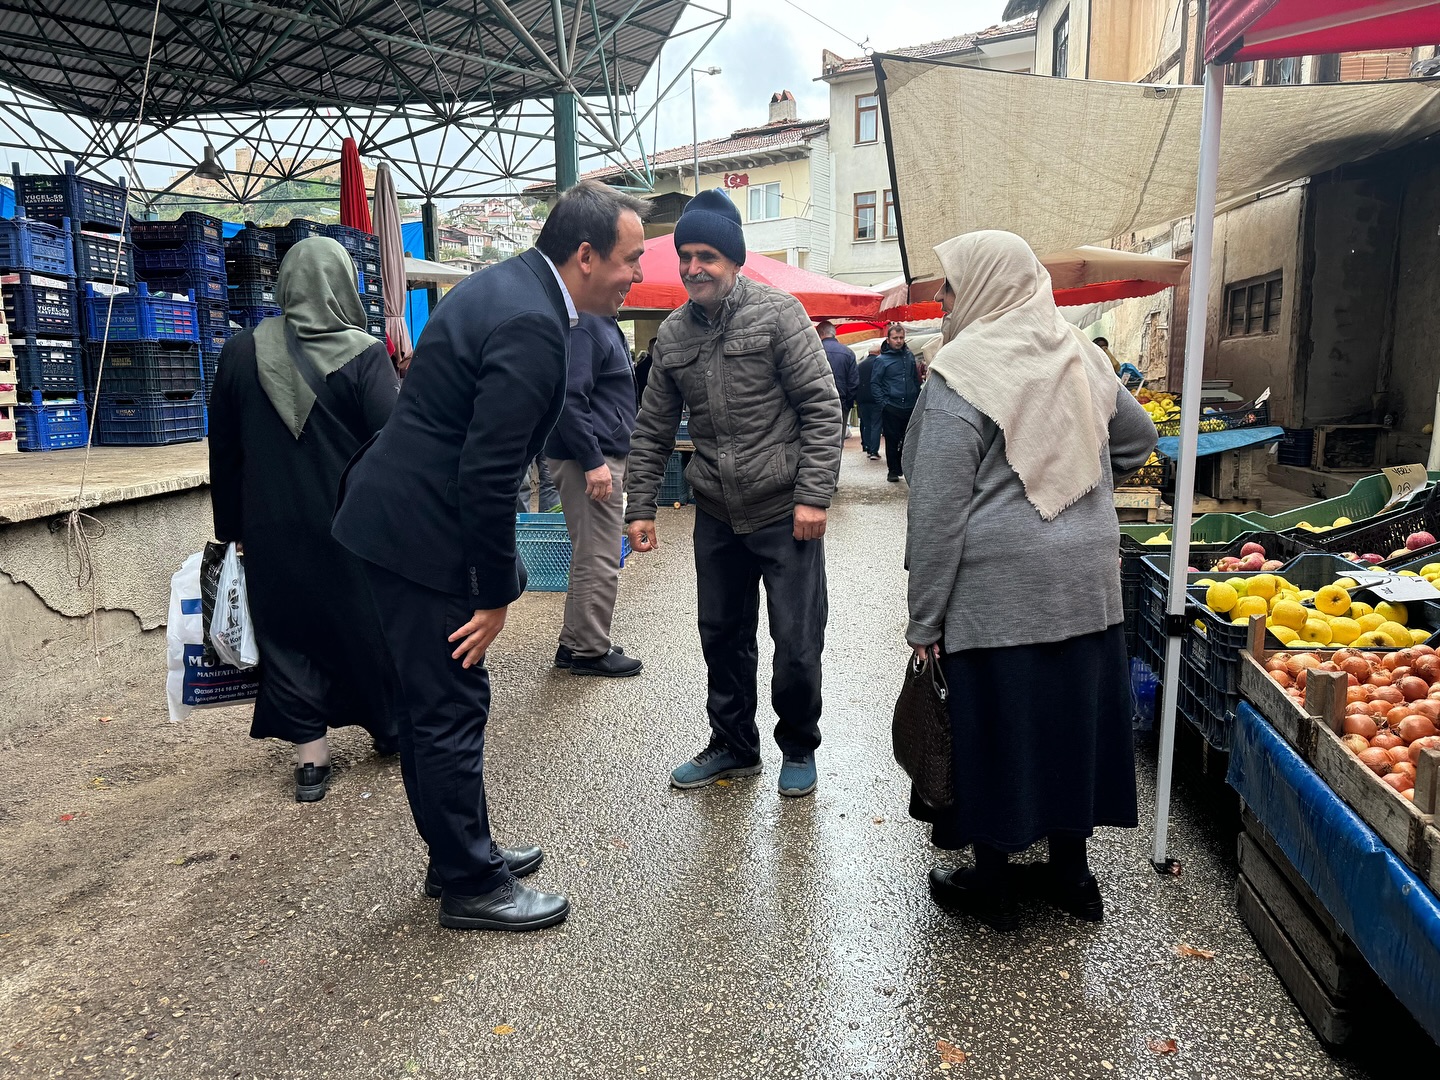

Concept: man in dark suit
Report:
left=333, top=182, right=649, bottom=931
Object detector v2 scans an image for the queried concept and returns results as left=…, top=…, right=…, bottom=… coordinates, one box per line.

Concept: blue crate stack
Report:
left=2, top=166, right=92, bottom=450
left=321, top=224, right=386, bottom=340
left=224, top=224, right=280, bottom=375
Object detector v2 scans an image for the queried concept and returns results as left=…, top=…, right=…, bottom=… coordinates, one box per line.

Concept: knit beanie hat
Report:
left=674, top=189, right=746, bottom=266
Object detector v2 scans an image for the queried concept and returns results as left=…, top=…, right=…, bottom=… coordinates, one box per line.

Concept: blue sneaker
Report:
left=670, top=741, right=762, bottom=789
left=778, top=754, right=817, bottom=798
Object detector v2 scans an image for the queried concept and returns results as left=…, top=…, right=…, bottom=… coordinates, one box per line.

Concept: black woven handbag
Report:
left=892, top=654, right=953, bottom=810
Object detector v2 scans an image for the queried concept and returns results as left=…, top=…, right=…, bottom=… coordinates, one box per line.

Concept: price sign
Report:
left=1349, top=570, right=1440, bottom=602
left=1382, top=463, right=1427, bottom=510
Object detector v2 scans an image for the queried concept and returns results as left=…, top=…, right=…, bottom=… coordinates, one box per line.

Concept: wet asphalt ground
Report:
left=0, top=440, right=1426, bottom=1079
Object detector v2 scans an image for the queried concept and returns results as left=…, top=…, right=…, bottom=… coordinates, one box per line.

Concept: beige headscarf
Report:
left=926, top=230, right=1118, bottom=521
left=253, top=236, right=377, bottom=439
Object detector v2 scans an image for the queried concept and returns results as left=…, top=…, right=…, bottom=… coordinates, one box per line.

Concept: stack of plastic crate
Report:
left=0, top=184, right=89, bottom=451
left=130, top=211, right=227, bottom=403
left=322, top=224, right=385, bottom=339
left=223, top=224, right=281, bottom=363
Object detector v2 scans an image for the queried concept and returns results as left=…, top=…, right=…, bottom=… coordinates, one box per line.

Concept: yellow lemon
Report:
left=1270, top=599, right=1309, bottom=632
left=1376, top=601, right=1408, bottom=625
left=1356, top=613, right=1386, bottom=633
left=1332, top=516, right=1352, bottom=527
left=1329, top=618, right=1361, bottom=645
left=1194, top=578, right=1218, bottom=588
left=1233, top=596, right=1268, bottom=620
left=1334, top=577, right=1359, bottom=589
left=1247, top=574, right=1278, bottom=601
left=1144, top=533, right=1170, bottom=546
left=1355, top=631, right=1391, bottom=648
left=1205, top=582, right=1239, bottom=614
left=1296, top=521, right=1313, bottom=531
left=1224, top=577, right=1250, bottom=597
left=1413, top=628, right=1433, bottom=645
left=1379, top=621, right=1412, bottom=644
left=1421, top=564, right=1440, bottom=577
left=1350, top=600, right=1374, bottom=618
left=1314, top=584, right=1350, bottom=617
left=1298, top=589, right=1317, bottom=602
left=1268, top=624, right=1300, bottom=645
left=1299, top=619, right=1333, bottom=645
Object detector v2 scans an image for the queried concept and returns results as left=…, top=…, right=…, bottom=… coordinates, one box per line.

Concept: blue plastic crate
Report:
left=142, top=268, right=226, bottom=302
left=2, top=272, right=79, bottom=337
left=14, top=162, right=127, bottom=230
left=133, top=241, right=225, bottom=276
left=350, top=251, right=381, bottom=279
left=275, top=218, right=327, bottom=251
left=131, top=211, right=223, bottom=249
left=94, top=391, right=205, bottom=446
left=225, top=227, right=277, bottom=262
left=75, top=229, right=135, bottom=285
left=322, top=223, right=380, bottom=259
left=229, top=304, right=281, bottom=329
left=13, top=338, right=83, bottom=393
left=84, top=283, right=199, bottom=343
left=229, top=279, right=277, bottom=308
left=15, top=399, right=88, bottom=451
left=367, top=316, right=385, bottom=339
left=659, top=450, right=691, bottom=506
left=516, top=512, right=630, bottom=592
left=0, top=212, right=74, bottom=276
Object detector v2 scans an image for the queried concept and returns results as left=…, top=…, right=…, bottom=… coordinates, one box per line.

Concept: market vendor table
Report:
left=1227, top=701, right=1440, bottom=1044
left=0, top=442, right=208, bottom=524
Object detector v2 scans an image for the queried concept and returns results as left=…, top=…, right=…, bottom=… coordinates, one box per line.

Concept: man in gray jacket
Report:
left=625, top=189, right=842, bottom=798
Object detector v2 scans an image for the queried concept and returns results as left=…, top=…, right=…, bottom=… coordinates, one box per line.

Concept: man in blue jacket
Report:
left=332, top=182, right=648, bottom=932
left=871, top=322, right=922, bottom=482
left=817, top=321, right=858, bottom=443
left=543, top=314, right=642, bottom=677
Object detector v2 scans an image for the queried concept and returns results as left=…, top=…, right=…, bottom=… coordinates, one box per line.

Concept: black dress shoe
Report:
left=568, top=649, right=643, bottom=678
left=1014, top=863, right=1104, bottom=921
left=294, top=763, right=332, bottom=803
left=554, top=644, right=624, bottom=669
left=424, top=846, right=544, bottom=897
left=886, top=474, right=901, bottom=483
left=439, top=879, right=570, bottom=931
left=928, top=866, right=1019, bottom=932
left=372, top=735, right=400, bottom=757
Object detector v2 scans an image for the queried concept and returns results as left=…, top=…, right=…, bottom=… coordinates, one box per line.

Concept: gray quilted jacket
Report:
left=625, top=276, right=842, bottom=533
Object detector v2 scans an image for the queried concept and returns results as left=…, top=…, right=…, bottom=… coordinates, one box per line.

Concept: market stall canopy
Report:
left=874, top=57, right=1440, bottom=278
left=1206, top=0, right=1440, bottom=63
left=622, top=236, right=883, bottom=320
left=405, top=258, right=469, bottom=286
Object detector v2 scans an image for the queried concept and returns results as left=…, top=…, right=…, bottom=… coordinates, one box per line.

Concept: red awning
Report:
left=1205, top=0, right=1440, bottom=63
left=339, top=137, right=373, bottom=233
left=621, top=235, right=883, bottom=320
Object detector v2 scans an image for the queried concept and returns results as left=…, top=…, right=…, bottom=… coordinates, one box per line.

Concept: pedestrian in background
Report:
left=902, top=230, right=1157, bottom=932
left=818, top=321, right=858, bottom=443
left=208, top=237, right=400, bottom=803
left=516, top=453, right=561, bottom=514
left=543, top=313, right=643, bottom=677
left=333, top=181, right=649, bottom=932
left=634, top=336, right=657, bottom=410
left=856, top=345, right=881, bottom=460
left=624, top=189, right=841, bottom=799
left=871, top=323, right=921, bottom=482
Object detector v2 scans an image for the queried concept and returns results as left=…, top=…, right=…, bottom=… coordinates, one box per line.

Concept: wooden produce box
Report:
left=0, top=350, right=15, bottom=406
left=1197, top=447, right=1265, bottom=501
left=1237, top=619, right=1440, bottom=896
left=0, top=403, right=16, bottom=454
left=1113, top=486, right=1164, bottom=524
left=1313, top=424, right=1387, bottom=472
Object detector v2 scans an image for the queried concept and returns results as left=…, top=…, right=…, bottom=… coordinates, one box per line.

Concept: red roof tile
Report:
left=822, top=15, right=1036, bottom=77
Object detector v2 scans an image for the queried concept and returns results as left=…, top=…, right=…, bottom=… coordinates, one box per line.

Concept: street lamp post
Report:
left=691, top=66, right=721, bottom=194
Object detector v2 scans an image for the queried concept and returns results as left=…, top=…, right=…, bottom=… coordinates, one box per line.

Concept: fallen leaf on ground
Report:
left=713, top=779, right=730, bottom=787
left=872, top=817, right=885, bottom=824
left=1176, top=943, right=1215, bottom=960
left=492, top=1024, right=515, bottom=1036
left=1148, top=1038, right=1179, bottom=1055
left=936, top=1039, right=966, bottom=1064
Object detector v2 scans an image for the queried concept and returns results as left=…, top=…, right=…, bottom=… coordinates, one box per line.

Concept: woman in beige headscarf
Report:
left=900, top=230, right=1157, bottom=932
left=209, top=236, right=401, bottom=803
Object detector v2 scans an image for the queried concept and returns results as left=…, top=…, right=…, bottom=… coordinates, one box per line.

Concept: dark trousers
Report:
left=693, top=508, right=827, bottom=761
left=882, top=404, right=914, bottom=478
left=364, top=563, right=508, bottom=895
left=858, top=400, right=882, bottom=455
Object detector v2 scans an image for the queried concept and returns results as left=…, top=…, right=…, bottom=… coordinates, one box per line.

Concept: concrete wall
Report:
left=1088, top=0, right=1185, bottom=82
left=1387, top=156, right=1440, bottom=435
left=0, top=488, right=212, bottom=744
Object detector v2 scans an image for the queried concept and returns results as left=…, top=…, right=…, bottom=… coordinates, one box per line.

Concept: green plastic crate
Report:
left=1119, top=513, right=1255, bottom=548
left=1240, top=473, right=1440, bottom=533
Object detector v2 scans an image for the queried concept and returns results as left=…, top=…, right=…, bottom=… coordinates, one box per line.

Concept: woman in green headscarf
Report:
left=209, top=236, right=400, bottom=803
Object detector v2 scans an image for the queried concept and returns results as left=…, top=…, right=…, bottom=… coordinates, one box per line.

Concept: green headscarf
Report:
left=254, top=236, right=377, bottom=438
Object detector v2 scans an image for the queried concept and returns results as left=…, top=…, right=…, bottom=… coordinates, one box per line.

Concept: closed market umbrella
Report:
left=340, top=137, right=372, bottom=233
left=371, top=163, right=412, bottom=370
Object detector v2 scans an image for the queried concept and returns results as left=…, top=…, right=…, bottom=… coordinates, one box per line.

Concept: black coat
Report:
left=333, top=248, right=570, bottom=608
left=543, top=314, right=637, bottom=469
left=208, top=330, right=399, bottom=742
left=855, top=355, right=876, bottom=404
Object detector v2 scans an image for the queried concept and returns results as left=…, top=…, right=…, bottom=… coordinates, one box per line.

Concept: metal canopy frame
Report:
left=0, top=0, right=730, bottom=205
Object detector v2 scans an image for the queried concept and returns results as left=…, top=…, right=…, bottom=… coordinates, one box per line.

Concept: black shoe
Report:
left=867, top=452, right=880, bottom=461
left=424, top=846, right=544, bottom=897
left=294, top=763, right=332, bottom=803
left=928, top=866, right=1019, bottom=932
left=568, top=649, right=643, bottom=678
left=372, top=735, right=400, bottom=757
left=554, top=644, right=624, bottom=669
left=1014, top=863, right=1104, bottom=921
left=886, top=474, right=901, bottom=483
left=438, top=879, right=570, bottom=931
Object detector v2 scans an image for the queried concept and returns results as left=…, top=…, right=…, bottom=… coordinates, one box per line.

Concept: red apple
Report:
left=1240, top=542, right=1267, bottom=558
left=1261, top=560, right=1285, bottom=571
left=1361, top=553, right=1385, bottom=564
left=1240, top=553, right=1266, bottom=571
left=1406, top=531, right=1437, bottom=550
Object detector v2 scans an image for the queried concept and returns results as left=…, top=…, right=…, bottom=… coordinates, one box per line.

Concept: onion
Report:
left=1288, top=654, right=1323, bottom=675
left=1359, top=652, right=1383, bottom=667
left=1359, top=747, right=1393, bottom=774
left=1367, top=701, right=1391, bottom=716
left=1408, top=735, right=1440, bottom=764
left=1390, top=761, right=1418, bottom=781
left=1409, top=700, right=1440, bottom=721
left=1392, top=666, right=1415, bottom=683
left=1344, top=714, right=1379, bottom=739
left=1402, top=788, right=1417, bottom=801
left=1372, top=685, right=1404, bottom=704
left=1383, top=772, right=1415, bottom=792
left=1414, top=644, right=1437, bottom=657
left=1270, top=670, right=1293, bottom=689
left=1415, top=655, right=1440, bottom=682
left=1369, top=671, right=1395, bottom=688
left=1346, top=688, right=1368, bottom=705
left=1341, top=657, right=1371, bottom=679
left=1334, top=648, right=1359, bottom=663
left=1319, top=661, right=1341, bottom=673
left=1397, top=715, right=1439, bottom=744
left=1265, top=658, right=1288, bottom=674
left=1372, top=732, right=1406, bottom=750
left=1387, top=706, right=1415, bottom=729
left=1296, top=669, right=1309, bottom=691
left=1342, top=734, right=1372, bottom=755
left=1346, top=673, right=1360, bottom=687
left=1387, top=745, right=1414, bottom=766
left=1382, top=651, right=1406, bottom=671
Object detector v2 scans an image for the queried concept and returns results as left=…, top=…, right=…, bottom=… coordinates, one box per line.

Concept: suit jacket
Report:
left=333, top=248, right=570, bottom=607
left=543, top=314, right=637, bottom=470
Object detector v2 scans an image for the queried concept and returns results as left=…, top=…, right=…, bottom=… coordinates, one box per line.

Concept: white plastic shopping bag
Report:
left=209, top=542, right=259, bottom=669
left=166, top=551, right=261, bottom=722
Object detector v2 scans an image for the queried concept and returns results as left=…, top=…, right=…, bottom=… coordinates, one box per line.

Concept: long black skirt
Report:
left=908, top=623, right=1138, bottom=853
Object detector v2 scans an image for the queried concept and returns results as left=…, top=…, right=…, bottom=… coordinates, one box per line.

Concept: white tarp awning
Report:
left=875, top=57, right=1440, bottom=278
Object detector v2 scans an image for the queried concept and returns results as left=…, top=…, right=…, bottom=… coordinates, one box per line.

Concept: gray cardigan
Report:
left=902, top=377, right=1158, bottom=651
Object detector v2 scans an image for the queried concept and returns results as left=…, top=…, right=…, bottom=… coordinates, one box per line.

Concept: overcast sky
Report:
left=641, top=0, right=1014, bottom=152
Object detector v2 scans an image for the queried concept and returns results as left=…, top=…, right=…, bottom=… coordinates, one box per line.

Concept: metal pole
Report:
left=421, top=197, right=440, bottom=311
left=691, top=68, right=699, bottom=194
left=554, top=92, right=579, bottom=192
left=1152, top=61, right=1225, bottom=872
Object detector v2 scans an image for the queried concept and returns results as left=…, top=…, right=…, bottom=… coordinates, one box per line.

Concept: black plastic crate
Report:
left=362, top=294, right=385, bottom=319
left=350, top=251, right=381, bottom=279
left=1154, top=398, right=1271, bottom=438
left=229, top=279, right=277, bottom=308
left=1118, top=457, right=1168, bottom=489
left=224, top=255, right=277, bottom=287
left=143, top=269, right=227, bottom=303
left=94, top=391, right=205, bottom=446
left=225, top=226, right=278, bottom=263
left=131, top=211, right=223, bottom=249
left=13, top=339, right=83, bottom=393
left=229, top=304, right=281, bottom=329
left=366, top=316, right=386, bottom=339
left=359, top=270, right=382, bottom=297
left=0, top=212, right=74, bottom=276
left=322, top=223, right=380, bottom=258
left=88, top=340, right=202, bottom=397
left=75, top=230, right=135, bottom=285
left=659, top=451, right=691, bottom=506
left=1277, top=427, right=1314, bottom=467
left=202, top=350, right=219, bottom=398
left=2, top=271, right=79, bottom=337
left=14, top=161, right=127, bottom=231
left=134, top=241, right=225, bottom=277
left=1138, top=531, right=1320, bottom=605
left=274, top=219, right=327, bottom=251
left=1304, top=486, right=1440, bottom=562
